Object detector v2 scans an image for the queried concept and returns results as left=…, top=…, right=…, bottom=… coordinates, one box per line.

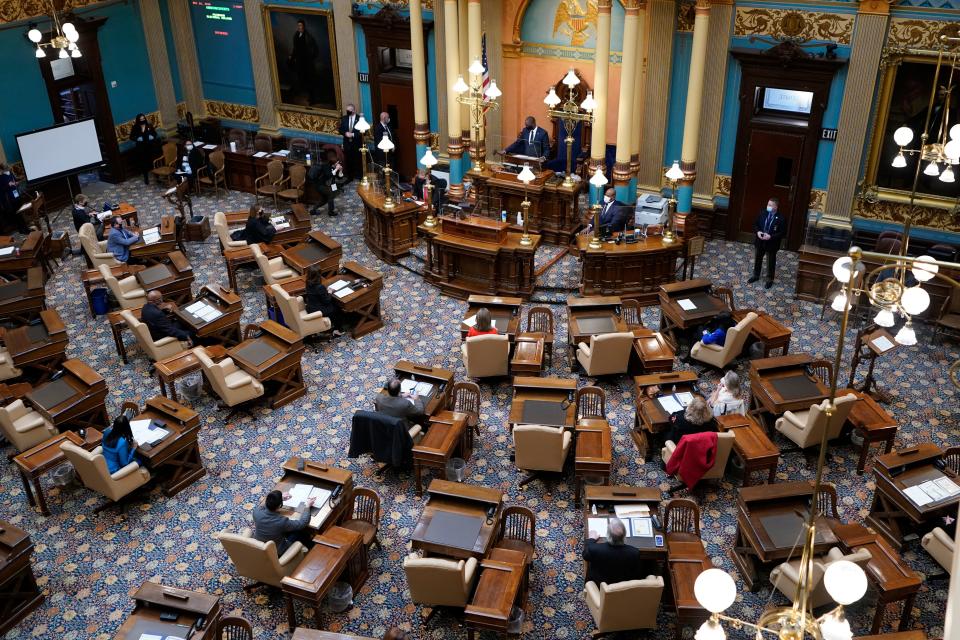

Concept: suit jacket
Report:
left=245, top=216, right=276, bottom=244
left=142, top=302, right=191, bottom=341
left=348, top=410, right=414, bottom=468
left=598, top=199, right=629, bottom=232
left=376, top=122, right=394, bottom=146
left=582, top=539, right=657, bottom=586
left=665, top=431, right=719, bottom=489
left=339, top=113, right=360, bottom=149
left=374, top=393, right=426, bottom=421
left=753, top=208, right=786, bottom=248
left=252, top=504, right=310, bottom=556
left=505, top=126, right=550, bottom=157
left=106, top=227, right=140, bottom=263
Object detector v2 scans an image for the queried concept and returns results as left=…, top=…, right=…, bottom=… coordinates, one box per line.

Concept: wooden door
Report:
left=379, top=78, right=416, bottom=180
left=736, top=128, right=806, bottom=242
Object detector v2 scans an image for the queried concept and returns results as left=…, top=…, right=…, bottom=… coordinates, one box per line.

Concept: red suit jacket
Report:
left=665, top=431, right=718, bottom=488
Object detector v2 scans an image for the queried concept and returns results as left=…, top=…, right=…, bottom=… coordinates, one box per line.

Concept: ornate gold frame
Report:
left=262, top=5, right=342, bottom=118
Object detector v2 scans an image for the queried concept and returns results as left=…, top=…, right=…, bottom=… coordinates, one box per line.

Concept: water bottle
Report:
left=305, top=153, right=312, bottom=166
left=500, top=210, right=507, bottom=223
left=516, top=210, right=523, bottom=226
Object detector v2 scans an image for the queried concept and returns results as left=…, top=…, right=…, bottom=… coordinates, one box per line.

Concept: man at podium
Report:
left=503, top=116, right=550, bottom=159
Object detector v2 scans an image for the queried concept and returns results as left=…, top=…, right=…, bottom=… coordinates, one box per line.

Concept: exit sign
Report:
left=821, top=128, right=838, bottom=141
left=358, top=72, right=369, bottom=83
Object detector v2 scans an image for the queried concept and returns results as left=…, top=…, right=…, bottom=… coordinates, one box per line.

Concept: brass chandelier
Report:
left=27, top=0, right=82, bottom=59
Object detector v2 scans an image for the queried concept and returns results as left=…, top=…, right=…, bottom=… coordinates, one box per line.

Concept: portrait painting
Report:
left=263, top=6, right=342, bottom=115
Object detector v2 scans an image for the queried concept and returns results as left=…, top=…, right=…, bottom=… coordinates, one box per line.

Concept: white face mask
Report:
left=603, top=196, right=612, bottom=204
left=766, top=205, right=773, bottom=213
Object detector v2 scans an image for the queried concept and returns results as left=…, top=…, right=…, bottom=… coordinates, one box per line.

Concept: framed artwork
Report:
left=263, top=6, right=342, bottom=115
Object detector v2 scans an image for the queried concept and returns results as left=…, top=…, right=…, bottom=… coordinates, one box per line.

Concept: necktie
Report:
left=764, top=212, right=773, bottom=234
left=529, top=129, right=534, bottom=145
left=349, top=115, right=354, bottom=130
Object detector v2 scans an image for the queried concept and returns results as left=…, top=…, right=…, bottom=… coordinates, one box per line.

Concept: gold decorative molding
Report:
left=176, top=102, right=188, bottom=122
left=808, top=188, right=826, bottom=213
left=278, top=109, right=340, bottom=134
left=734, top=8, right=854, bottom=45
left=429, top=132, right=440, bottom=149
left=204, top=100, right=259, bottom=124
left=853, top=197, right=958, bottom=232
left=857, top=0, right=889, bottom=16
left=677, top=1, right=695, bottom=32
left=714, top=174, right=731, bottom=198
left=115, top=111, right=162, bottom=144
left=0, top=0, right=103, bottom=24
left=888, top=17, right=960, bottom=50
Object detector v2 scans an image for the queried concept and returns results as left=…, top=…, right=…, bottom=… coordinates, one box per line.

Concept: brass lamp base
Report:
left=359, top=177, right=370, bottom=188
left=519, top=234, right=534, bottom=246
left=384, top=198, right=396, bottom=210
left=562, top=174, right=575, bottom=187
left=588, top=236, right=602, bottom=249
left=662, top=229, right=676, bottom=244
left=423, top=215, right=438, bottom=228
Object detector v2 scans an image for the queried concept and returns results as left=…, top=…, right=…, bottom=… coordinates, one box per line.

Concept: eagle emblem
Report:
left=553, top=0, right=599, bottom=48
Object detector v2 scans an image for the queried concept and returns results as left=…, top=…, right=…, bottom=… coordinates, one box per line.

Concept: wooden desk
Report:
left=14, top=428, right=102, bottom=516
left=0, top=231, right=44, bottom=275
left=411, top=479, right=503, bottom=559
left=412, top=410, right=469, bottom=495
left=223, top=150, right=327, bottom=204
left=574, top=418, right=612, bottom=506
left=113, top=581, right=221, bottom=640
left=850, top=326, right=899, bottom=403
left=733, top=309, right=792, bottom=358
left=749, top=354, right=829, bottom=430
left=113, top=201, right=140, bottom=227
left=25, top=359, right=109, bottom=432
left=128, top=216, right=177, bottom=264
left=629, top=328, right=676, bottom=375
left=631, top=371, right=699, bottom=456
left=0, top=382, right=33, bottom=403
left=219, top=207, right=311, bottom=248
left=0, top=267, right=45, bottom=324
left=155, top=345, right=228, bottom=402
left=667, top=536, right=712, bottom=638
left=839, top=388, right=898, bottom=474
left=273, top=457, right=354, bottom=534
left=731, top=481, right=839, bottom=590
left=359, top=187, right=425, bottom=263
left=281, top=526, right=367, bottom=630
left=228, top=320, right=305, bottom=408
left=566, top=296, right=627, bottom=370
left=460, top=295, right=523, bottom=341
left=322, top=261, right=384, bottom=338
left=291, top=631, right=376, bottom=640
left=222, top=242, right=283, bottom=290
left=131, top=397, right=204, bottom=496
left=866, top=444, right=960, bottom=550
left=832, top=522, right=921, bottom=635
left=717, top=413, right=779, bottom=486
left=0, top=521, right=44, bottom=636
left=133, top=250, right=195, bottom=304
left=509, top=376, right=577, bottom=430
left=174, top=284, right=244, bottom=346
left=465, top=547, right=529, bottom=640
left=281, top=230, right=343, bottom=276
left=510, top=334, right=545, bottom=374
left=3, top=309, right=68, bottom=382
left=582, top=485, right=666, bottom=561
left=575, top=233, right=684, bottom=305
left=658, top=279, right=729, bottom=348
left=389, top=360, right=454, bottom=418
left=420, top=216, right=540, bottom=299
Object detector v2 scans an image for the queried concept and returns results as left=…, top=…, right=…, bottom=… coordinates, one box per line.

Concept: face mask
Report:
left=347, top=109, right=354, bottom=115
left=766, top=206, right=773, bottom=213
left=603, top=196, right=612, bottom=204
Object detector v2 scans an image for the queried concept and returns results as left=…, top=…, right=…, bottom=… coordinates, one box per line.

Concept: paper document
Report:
left=130, top=419, right=169, bottom=446
left=328, top=279, right=350, bottom=291
left=677, top=298, right=697, bottom=311
left=920, top=479, right=951, bottom=501
left=197, top=306, right=222, bottom=321
left=142, top=228, right=161, bottom=245
left=283, top=483, right=315, bottom=508
left=658, top=395, right=684, bottom=414
left=933, top=476, right=960, bottom=496
left=184, top=301, right=206, bottom=314
left=675, top=392, right=694, bottom=407
left=310, top=501, right=333, bottom=529
left=613, top=503, right=650, bottom=518
left=253, top=151, right=268, bottom=158
left=278, top=149, right=290, bottom=156
left=629, top=517, right=653, bottom=538
left=309, top=486, right=331, bottom=505
left=587, top=517, right=609, bottom=539
left=0, top=247, right=15, bottom=256
left=400, top=379, right=433, bottom=396
left=872, top=335, right=895, bottom=352
left=334, top=286, right=354, bottom=299
left=203, top=144, right=217, bottom=150
left=904, top=485, right=934, bottom=507
left=462, top=314, right=478, bottom=328
left=137, top=635, right=163, bottom=640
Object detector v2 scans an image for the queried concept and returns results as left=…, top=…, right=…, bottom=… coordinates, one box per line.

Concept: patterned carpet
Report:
left=1, top=176, right=956, bottom=640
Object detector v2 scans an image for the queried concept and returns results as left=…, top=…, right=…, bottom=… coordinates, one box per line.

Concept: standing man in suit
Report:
left=504, top=116, right=550, bottom=158
left=374, top=112, right=394, bottom=165
left=142, top=291, right=193, bottom=345
left=582, top=188, right=627, bottom=236
left=583, top=517, right=658, bottom=585
left=749, top=197, right=786, bottom=289
left=339, top=104, right=361, bottom=180
left=374, top=378, right=427, bottom=426
left=289, top=19, right=319, bottom=105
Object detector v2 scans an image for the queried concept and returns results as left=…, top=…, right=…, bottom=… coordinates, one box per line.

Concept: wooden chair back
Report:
left=347, top=487, right=381, bottom=528
left=216, top=616, right=253, bottom=640
left=943, top=446, right=960, bottom=475
left=663, top=498, right=700, bottom=536
left=526, top=306, right=554, bottom=334
left=620, top=299, right=644, bottom=329
left=288, top=163, right=307, bottom=190
left=498, top=505, right=535, bottom=549
left=449, top=381, right=481, bottom=430
left=575, top=386, right=606, bottom=420
left=815, top=483, right=839, bottom=520
left=714, top=286, right=736, bottom=312
left=809, top=359, right=834, bottom=387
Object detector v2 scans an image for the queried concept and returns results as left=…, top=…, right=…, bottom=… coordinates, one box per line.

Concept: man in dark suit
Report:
left=373, top=112, right=394, bottom=165
left=244, top=205, right=276, bottom=244
left=289, top=20, right=319, bottom=104
left=504, top=116, right=550, bottom=158
left=583, top=188, right=628, bottom=237
left=374, top=378, right=426, bottom=426
left=142, top=291, right=192, bottom=344
left=582, top=517, right=657, bottom=586
left=339, top=104, right=361, bottom=180
left=413, top=169, right=446, bottom=217
left=252, top=489, right=314, bottom=556
left=749, top=196, right=786, bottom=289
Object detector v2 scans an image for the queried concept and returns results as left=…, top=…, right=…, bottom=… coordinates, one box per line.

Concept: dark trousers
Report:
left=753, top=242, right=778, bottom=281
left=344, top=145, right=361, bottom=180
left=310, top=183, right=336, bottom=215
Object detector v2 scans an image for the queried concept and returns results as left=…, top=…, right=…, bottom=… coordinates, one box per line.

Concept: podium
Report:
left=575, top=233, right=684, bottom=305
left=359, top=188, right=426, bottom=263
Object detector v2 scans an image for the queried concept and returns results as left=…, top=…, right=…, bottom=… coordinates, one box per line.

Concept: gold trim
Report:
left=714, top=174, right=731, bottom=197
left=0, top=0, right=102, bottom=24
left=262, top=5, right=342, bottom=118
left=277, top=109, right=339, bottom=134
left=853, top=197, right=958, bottom=231
left=429, top=132, right=440, bottom=149
left=176, top=102, right=188, bottom=121
left=808, top=188, right=826, bottom=213
left=204, top=100, right=260, bottom=123
left=733, top=7, right=854, bottom=45
left=677, top=1, right=696, bottom=32
left=888, top=17, right=960, bottom=50
left=115, top=111, right=162, bottom=143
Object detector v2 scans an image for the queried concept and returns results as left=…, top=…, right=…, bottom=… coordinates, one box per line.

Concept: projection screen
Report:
left=15, top=118, right=103, bottom=183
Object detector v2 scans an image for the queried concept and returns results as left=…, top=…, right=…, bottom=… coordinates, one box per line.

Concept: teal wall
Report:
left=159, top=0, right=183, bottom=104
left=663, top=31, right=692, bottom=169
left=520, top=0, right=627, bottom=52
left=0, top=30, right=52, bottom=163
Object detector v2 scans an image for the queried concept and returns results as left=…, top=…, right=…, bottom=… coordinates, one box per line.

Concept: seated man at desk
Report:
left=106, top=216, right=141, bottom=263
left=504, top=116, right=550, bottom=159
left=252, top=489, right=315, bottom=555
left=583, top=517, right=657, bottom=585
left=303, top=268, right=346, bottom=336
left=582, top=188, right=628, bottom=237
left=375, top=378, right=427, bottom=425
left=244, top=205, right=276, bottom=244
left=142, top=291, right=193, bottom=345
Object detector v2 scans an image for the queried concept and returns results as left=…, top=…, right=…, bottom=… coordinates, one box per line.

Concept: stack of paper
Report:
left=184, top=301, right=222, bottom=322
left=400, top=379, right=433, bottom=396
left=904, top=476, right=960, bottom=506
left=462, top=314, right=478, bottom=327
left=0, top=247, right=15, bottom=256
left=253, top=151, right=268, bottom=158
left=283, top=483, right=314, bottom=508
left=142, top=227, right=161, bottom=245
left=675, top=392, right=694, bottom=406
left=677, top=298, right=697, bottom=311
left=203, top=144, right=217, bottom=150
left=330, top=279, right=353, bottom=298
left=587, top=517, right=609, bottom=539
left=613, top=503, right=650, bottom=518
left=130, top=419, right=169, bottom=446
left=658, top=395, right=684, bottom=414
left=270, top=216, right=290, bottom=230
left=624, top=517, right=654, bottom=537
left=310, top=501, right=333, bottom=529
left=872, top=335, right=895, bottom=352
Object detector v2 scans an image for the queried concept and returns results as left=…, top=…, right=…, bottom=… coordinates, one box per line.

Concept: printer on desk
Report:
left=635, top=194, right=668, bottom=229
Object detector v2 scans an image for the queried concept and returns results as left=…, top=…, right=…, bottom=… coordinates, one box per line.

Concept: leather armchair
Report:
left=98, top=264, right=146, bottom=310
left=250, top=244, right=295, bottom=285
left=775, top=393, right=857, bottom=449
left=576, top=332, right=634, bottom=376
left=79, top=223, right=119, bottom=268
left=0, top=399, right=56, bottom=453
left=193, top=346, right=264, bottom=407
left=59, top=440, right=151, bottom=506
left=271, top=284, right=331, bottom=339
left=513, top=424, right=572, bottom=487
left=214, top=212, right=247, bottom=252
left=217, top=527, right=308, bottom=589
left=770, top=547, right=872, bottom=609
left=922, top=527, right=955, bottom=573
left=460, top=334, right=509, bottom=378
left=583, top=576, right=664, bottom=634
left=689, top=311, right=758, bottom=369
left=661, top=431, right=735, bottom=482
left=121, top=310, right=189, bottom=362
left=0, top=345, right=23, bottom=381
left=403, top=553, right=478, bottom=609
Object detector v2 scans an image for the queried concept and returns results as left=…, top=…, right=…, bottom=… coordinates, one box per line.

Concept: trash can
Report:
left=91, top=288, right=110, bottom=316
left=181, top=373, right=203, bottom=401
left=328, top=582, right=353, bottom=612
left=507, top=607, right=524, bottom=634
left=51, top=464, right=75, bottom=487
left=446, top=457, right=466, bottom=482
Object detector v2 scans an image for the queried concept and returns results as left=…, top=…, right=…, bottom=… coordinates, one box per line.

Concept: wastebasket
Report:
left=181, top=373, right=203, bottom=401
left=328, top=582, right=353, bottom=612
left=446, top=457, right=466, bottom=482
left=507, top=607, right=524, bottom=634
left=91, top=288, right=110, bottom=315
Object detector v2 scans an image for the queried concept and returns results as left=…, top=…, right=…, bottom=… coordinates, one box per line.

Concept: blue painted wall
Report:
left=159, top=0, right=183, bottom=104
left=663, top=32, right=692, bottom=168
left=0, top=31, right=53, bottom=163
left=189, top=0, right=256, bottom=105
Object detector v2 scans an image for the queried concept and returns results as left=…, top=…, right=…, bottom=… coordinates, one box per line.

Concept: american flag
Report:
left=481, top=33, right=490, bottom=94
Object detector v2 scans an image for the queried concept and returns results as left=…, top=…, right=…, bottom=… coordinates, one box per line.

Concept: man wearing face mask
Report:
left=0, top=163, right=22, bottom=232
left=374, top=112, right=394, bottom=166
left=582, top=187, right=627, bottom=237
left=339, top=104, right=361, bottom=180
left=504, top=116, right=550, bottom=159
left=749, top=197, right=785, bottom=289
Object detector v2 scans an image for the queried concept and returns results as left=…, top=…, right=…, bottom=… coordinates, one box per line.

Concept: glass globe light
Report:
left=924, top=161, right=941, bottom=176
left=824, top=560, right=868, bottom=605
left=420, top=148, right=438, bottom=168
left=831, top=254, right=862, bottom=284
left=695, top=618, right=726, bottom=640
left=353, top=115, right=370, bottom=133
left=468, top=58, right=485, bottom=76
left=517, top=163, right=536, bottom=185
left=911, top=255, right=938, bottom=282
left=589, top=166, right=608, bottom=188
left=952, top=123, right=960, bottom=141
left=61, top=22, right=76, bottom=35
left=891, top=152, right=907, bottom=168
left=874, top=308, right=895, bottom=327
left=900, top=286, right=930, bottom=315
left=58, top=48, right=67, bottom=59
left=377, top=137, right=394, bottom=152
left=945, top=139, right=960, bottom=161
left=831, top=291, right=848, bottom=312
left=452, top=76, right=469, bottom=94
left=484, top=81, right=501, bottom=100
left=580, top=91, right=596, bottom=112
left=940, top=166, right=955, bottom=183
left=819, top=611, right=853, bottom=640
left=35, top=47, right=46, bottom=58
left=543, top=88, right=561, bottom=108
left=665, top=160, right=684, bottom=182
left=895, top=321, right=917, bottom=346
left=28, top=28, right=42, bottom=43
left=694, top=569, right=737, bottom=614
left=893, top=126, right=914, bottom=147
left=66, top=29, right=80, bottom=43
left=562, top=68, right=580, bottom=87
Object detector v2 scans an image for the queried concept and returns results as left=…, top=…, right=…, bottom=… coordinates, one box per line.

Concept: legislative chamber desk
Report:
left=174, top=284, right=244, bottom=346
left=386, top=360, right=455, bottom=417
left=131, top=397, right=204, bottom=496
left=411, top=479, right=503, bottom=559
left=272, top=456, right=354, bottom=534
left=566, top=296, right=627, bottom=368
left=749, top=354, right=829, bottom=430
left=629, top=328, right=676, bottom=375
left=840, top=388, right=898, bottom=474
left=508, top=376, right=577, bottom=430
left=460, top=295, right=523, bottom=341
left=866, top=443, right=960, bottom=550
left=2, top=309, right=68, bottom=382
left=412, top=410, right=469, bottom=495
left=582, top=486, right=666, bottom=561
left=281, top=230, right=343, bottom=276
left=228, top=320, right=305, bottom=408
left=220, top=205, right=311, bottom=247
left=632, top=370, right=699, bottom=456
left=470, top=166, right=585, bottom=244
left=15, top=428, right=102, bottom=516
left=128, top=216, right=177, bottom=264
left=222, top=242, right=283, bottom=290
left=465, top=547, right=530, bottom=640
left=360, top=187, right=425, bottom=263
left=223, top=149, right=327, bottom=204
left=155, top=345, right=228, bottom=402
left=0, top=520, right=44, bottom=635
left=0, top=267, right=45, bottom=324
left=26, top=358, right=109, bottom=432
left=575, top=233, right=684, bottom=305
left=0, top=231, right=44, bottom=275
left=133, top=250, right=195, bottom=304
left=716, top=413, right=780, bottom=486
left=420, top=215, right=539, bottom=299
left=658, top=279, right=730, bottom=348
left=113, top=581, right=221, bottom=640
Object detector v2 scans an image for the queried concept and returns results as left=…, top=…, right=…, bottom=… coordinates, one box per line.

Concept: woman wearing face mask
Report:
left=0, top=163, right=23, bottom=232
left=129, top=113, right=158, bottom=185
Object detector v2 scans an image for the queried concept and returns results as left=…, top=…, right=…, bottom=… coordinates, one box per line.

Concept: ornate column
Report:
left=243, top=0, right=278, bottom=131
left=630, top=2, right=647, bottom=191
left=613, top=0, right=641, bottom=201
left=168, top=0, right=204, bottom=117
left=410, top=0, right=430, bottom=167
left=823, top=2, right=890, bottom=227
left=589, top=0, right=612, bottom=185
left=139, top=0, right=178, bottom=130
left=691, top=0, right=732, bottom=208
left=675, top=0, right=711, bottom=231
left=332, top=0, right=361, bottom=112
left=467, top=0, right=484, bottom=167
left=637, top=0, right=675, bottom=192
left=444, top=0, right=465, bottom=197
left=482, top=0, right=503, bottom=152
left=458, top=0, right=471, bottom=153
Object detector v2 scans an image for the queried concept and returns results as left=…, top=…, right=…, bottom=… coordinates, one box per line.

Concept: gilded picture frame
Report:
left=262, top=5, right=342, bottom=117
